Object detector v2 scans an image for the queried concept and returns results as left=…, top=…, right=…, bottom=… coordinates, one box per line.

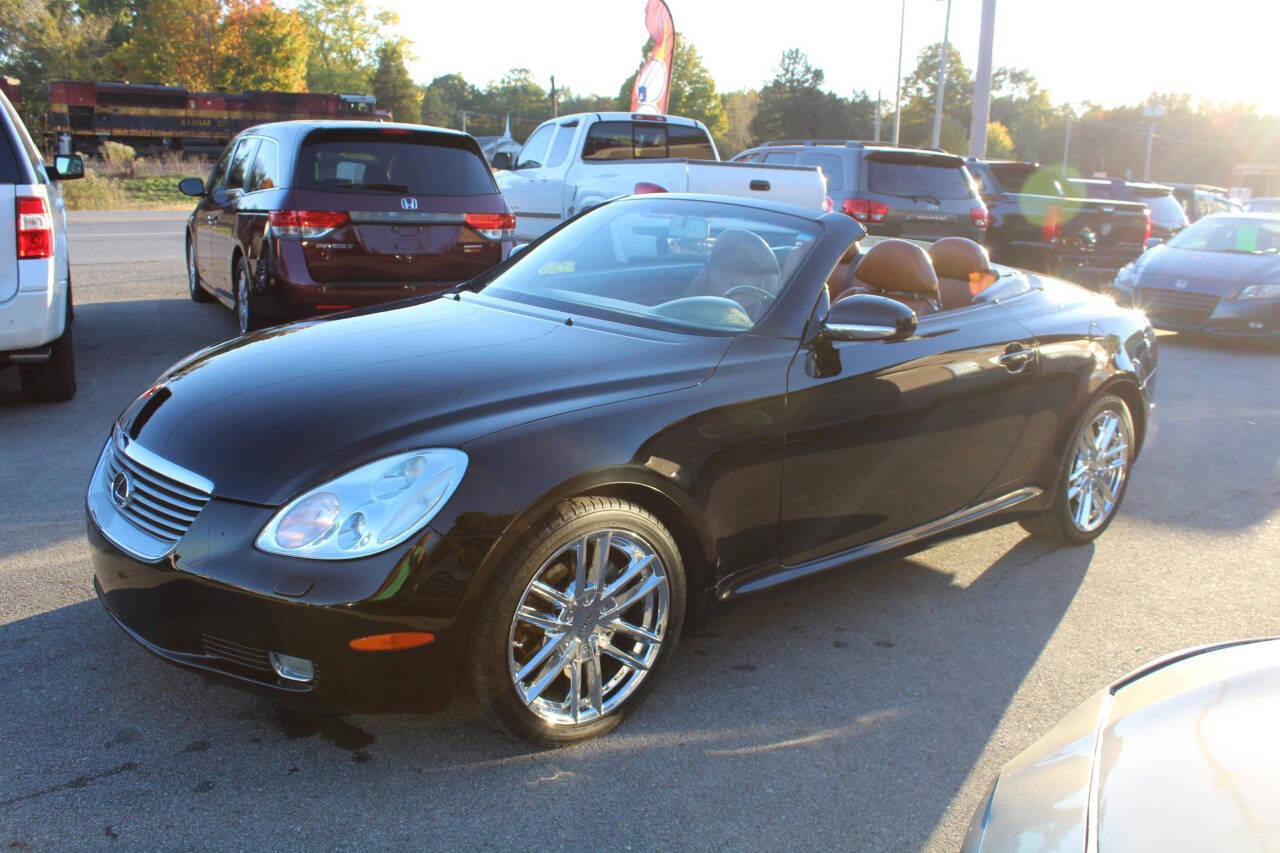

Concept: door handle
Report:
left=997, top=344, right=1036, bottom=373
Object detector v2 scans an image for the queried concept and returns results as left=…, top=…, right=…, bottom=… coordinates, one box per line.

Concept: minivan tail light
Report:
left=464, top=212, right=515, bottom=240
left=843, top=197, right=888, bottom=224
left=1042, top=204, right=1063, bottom=243
left=269, top=210, right=350, bottom=239
left=970, top=205, right=989, bottom=229
left=16, top=196, right=53, bottom=259
left=633, top=182, right=667, bottom=195
left=1142, top=209, right=1152, bottom=244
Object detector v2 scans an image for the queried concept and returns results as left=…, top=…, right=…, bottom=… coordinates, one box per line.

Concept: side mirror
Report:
left=178, top=177, right=206, bottom=197
left=823, top=293, right=917, bottom=342
left=1143, top=237, right=1163, bottom=251
left=49, top=154, right=84, bottom=180
left=491, top=152, right=512, bottom=171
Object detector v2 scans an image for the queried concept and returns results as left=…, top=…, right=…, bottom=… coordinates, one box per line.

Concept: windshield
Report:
left=1166, top=217, right=1280, bottom=254
left=482, top=199, right=821, bottom=333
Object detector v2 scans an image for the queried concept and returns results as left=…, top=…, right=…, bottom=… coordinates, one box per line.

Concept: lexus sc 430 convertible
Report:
left=88, top=194, right=1156, bottom=744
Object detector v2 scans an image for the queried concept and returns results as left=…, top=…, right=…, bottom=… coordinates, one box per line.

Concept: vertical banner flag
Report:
left=630, top=0, right=675, bottom=115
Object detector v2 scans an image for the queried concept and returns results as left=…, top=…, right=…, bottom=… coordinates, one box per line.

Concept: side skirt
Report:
left=717, top=486, right=1045, bottom=601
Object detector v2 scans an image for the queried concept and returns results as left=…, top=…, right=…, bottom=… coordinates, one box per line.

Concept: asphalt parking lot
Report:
left=2, top=211, right=1278, bottom=850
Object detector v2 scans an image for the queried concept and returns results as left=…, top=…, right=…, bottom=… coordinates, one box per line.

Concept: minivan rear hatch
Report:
left=864, top=150, right=976, bottom=240
left=289, top=128, right=509, bottom=285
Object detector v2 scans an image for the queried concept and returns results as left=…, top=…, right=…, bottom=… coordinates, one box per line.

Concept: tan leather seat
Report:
left=839, top=239, right=939, bottom=316
left=929, top=237, right=997, bottom=309
left=826, top=242, right=860, bottom=301
left=684, top=229, right=781, bottom=320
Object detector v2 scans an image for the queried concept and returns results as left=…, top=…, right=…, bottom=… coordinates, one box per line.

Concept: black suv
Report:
left=1068, top=178, right=1188, bottom=241
left=732, top=140, right=987, bottom=243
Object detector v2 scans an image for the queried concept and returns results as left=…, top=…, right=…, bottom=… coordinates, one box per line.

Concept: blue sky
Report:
left=390, top=0, right=1279, bottom=115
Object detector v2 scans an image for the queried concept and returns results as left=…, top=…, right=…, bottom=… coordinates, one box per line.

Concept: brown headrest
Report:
left=710, top=228, right=779, bottom=276
left=929, top=237, right=994, bottom=280
left=854, top=239, right=938, bottom=296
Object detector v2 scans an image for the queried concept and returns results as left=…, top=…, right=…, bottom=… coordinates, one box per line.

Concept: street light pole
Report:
left=930, top=0, right=953, bottom=150
left=893, top=0, right=906, bottom=145
left=967, top=0, right=997, bottom=158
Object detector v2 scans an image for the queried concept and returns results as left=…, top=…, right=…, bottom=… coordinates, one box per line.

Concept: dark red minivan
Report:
left=180, top=121, right=515, bottom=334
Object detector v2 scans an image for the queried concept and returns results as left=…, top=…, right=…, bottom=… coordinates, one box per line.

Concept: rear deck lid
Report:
left=288, top=128, right=510, bottom=285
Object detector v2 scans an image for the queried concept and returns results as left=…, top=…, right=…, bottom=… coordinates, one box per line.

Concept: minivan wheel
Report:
left=234, top=257, right=265, bottom=334
left=187, top=239, right=212, bottom=303
left=1021, top=393, right=1134, bottom=545
left=468, top=497, right=686, bottom=746
left=20, top=297, right=76, bottom=402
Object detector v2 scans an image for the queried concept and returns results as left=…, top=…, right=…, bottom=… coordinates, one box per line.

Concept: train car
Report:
left=46, top=81, right=385, bottom=153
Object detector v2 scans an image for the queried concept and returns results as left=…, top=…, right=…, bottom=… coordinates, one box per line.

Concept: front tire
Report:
left=19, top=295, right=76, bottom=402
left=187, top=238, right=212, bottom=303
left=468, top=497, right=686, bottom=746
left=234, top=256, right=265, bottom=334
left=1021, top=393, right=1134, bottom=545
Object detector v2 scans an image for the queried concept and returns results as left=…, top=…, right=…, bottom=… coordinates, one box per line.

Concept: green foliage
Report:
left=718, top=90, right=759, bottom=157
left=371, top=38, right=419, bottom=123
left=59, top=168, right=126, bottom=209
left=750, top=50, right=878, bottom=144
left=986, top=121, right=1015, bottom=158
left=420, top=72, right=478, bottom=128
left=0, top=0, right=115, bottom=128
left=615, top=39, right=727, bottom=138
left=299, top=0, right=395, bottom=93
left=101, top=139, right=135, bottom=169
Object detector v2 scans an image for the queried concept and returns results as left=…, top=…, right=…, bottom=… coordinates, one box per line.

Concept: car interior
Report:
left=826, top=236, right=1000, bottom=315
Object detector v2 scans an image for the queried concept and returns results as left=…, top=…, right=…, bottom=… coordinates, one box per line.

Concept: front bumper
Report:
left=1111, top=281, right=1280, bottom=338
left=88, top=502, right=496, bottom=713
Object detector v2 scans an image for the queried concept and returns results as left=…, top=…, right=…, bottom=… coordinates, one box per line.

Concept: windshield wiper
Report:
left=334, top=181, right=412, bottom=193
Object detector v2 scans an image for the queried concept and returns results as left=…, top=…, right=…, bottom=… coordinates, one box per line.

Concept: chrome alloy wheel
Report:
left=507, top=530, right=669, bottom=726
left=187, top=241, right=198, bottom=295
left=235, top=263, right=250, bottom=334
left=1066, top=409, right=1130, bottom=532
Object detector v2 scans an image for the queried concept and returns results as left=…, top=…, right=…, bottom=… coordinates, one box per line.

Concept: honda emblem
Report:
left=400, top=197, right=418, bottom=211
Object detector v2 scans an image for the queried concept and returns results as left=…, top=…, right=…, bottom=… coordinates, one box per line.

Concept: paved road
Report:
left=2, top=212, right=1278, bottom=850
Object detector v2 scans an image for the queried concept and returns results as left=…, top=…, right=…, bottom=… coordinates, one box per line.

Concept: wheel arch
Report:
left=1096, top=375, right=1147, bottom=460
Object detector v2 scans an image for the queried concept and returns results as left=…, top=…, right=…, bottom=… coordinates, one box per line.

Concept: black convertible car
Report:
left=87, top=195, right=1157, bottom=745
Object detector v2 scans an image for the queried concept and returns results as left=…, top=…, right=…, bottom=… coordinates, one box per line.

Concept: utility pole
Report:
left=874, top=90, right=882, bottom=142
left=967, top=0, right=997, bottom=158
left=1142, top=101, right=1164, bottom=181
left=460, top=110, right=467, bottom=133
left=550, top=75, right=558, bottom=118
left=893, top=0, right=906, bottom=145
left=930, top=0, right=953, bottom=150
left=1062, top=115, right=1073, bottom=176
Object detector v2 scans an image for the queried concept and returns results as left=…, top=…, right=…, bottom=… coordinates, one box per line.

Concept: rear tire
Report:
left=20, top=297, right=76, bottom=403
left=467, top=497, right=686, bottom=746
left=1020, top=393, right=1134, bottom=545
left=234, top=256, right=266, bottom=334
left=187, top=238, right=212, bottom=303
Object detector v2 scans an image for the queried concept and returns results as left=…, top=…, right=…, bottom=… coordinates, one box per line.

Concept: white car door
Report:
left=531, top=120, right=580, bottom=231
left=498, top=122, right=555, bottom=241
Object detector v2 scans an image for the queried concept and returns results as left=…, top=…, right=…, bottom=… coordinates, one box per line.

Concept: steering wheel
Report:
left=723, top=284, right=776, bottom=304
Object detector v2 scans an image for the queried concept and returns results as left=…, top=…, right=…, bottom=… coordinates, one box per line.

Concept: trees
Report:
left=616, top=39, right=726, bottom=138
left=222, top=2, right=309, bottom=91
left=371, top=38, right=418, bottom=123
left=750, top=50, right=875, bottom=144
left=299, top=0, right=394, bottom=93
left=718, top=90, right=759, bottom=157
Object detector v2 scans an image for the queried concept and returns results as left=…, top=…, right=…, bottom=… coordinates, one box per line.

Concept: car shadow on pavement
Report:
left=0, top=533, right=1091, bottom=849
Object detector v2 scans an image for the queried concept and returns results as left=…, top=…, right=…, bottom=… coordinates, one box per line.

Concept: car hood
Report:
left=973, top=639, right=1280, bottom=852
left=118, top=294, right=728, bottom=505
left=1137, top=246, right=1280, bottom=294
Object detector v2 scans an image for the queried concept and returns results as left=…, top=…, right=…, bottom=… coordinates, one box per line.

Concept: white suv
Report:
left=1, top=88, right=82, bottom=401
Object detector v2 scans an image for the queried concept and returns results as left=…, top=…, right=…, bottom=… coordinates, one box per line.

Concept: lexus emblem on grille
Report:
left=400, top=197, right=418, bottom=210
left=111, top=471, right=132, bottom=509
left=1175, top=279, right=1189, bottom=289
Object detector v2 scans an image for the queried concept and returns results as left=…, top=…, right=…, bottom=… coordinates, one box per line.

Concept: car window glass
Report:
left=1139, top=192, right=1188, bottom=228
left=763, top=152, right=797, bottom=165
left=1167, top=218, right=1280, bottom=253
left=867, top=160, right=974, bottom=200
left=1, top=95, right=48, bottom=184
left=803, top=153, right=844, bottom=191
left=295, top=130, right=497, bottom=195
left=246, top=138, right=279, bottom=192
left=225, top=138, right=260, bottom=191
left=634, top=123, right=667, bottom=159
left=482, top=198, right=820, bottom=333
left=545, top=124, right=576, bottom=168
left=515, top=124, right=555, bottom=170
left=208, top=142, right=235, bottom=190
left=667, top=124, right=714, bottom=159
left=734, top=152, right=759, bottom=162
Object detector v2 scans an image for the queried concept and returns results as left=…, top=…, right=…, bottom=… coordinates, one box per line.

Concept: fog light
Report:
left=269, top=651, right=315, bottom=683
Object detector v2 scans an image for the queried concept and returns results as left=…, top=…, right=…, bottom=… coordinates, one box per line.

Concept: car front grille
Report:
left=1137, top=287, right=1219, bottom=328
left=201, top=635, right=273, bottom=672
left=100, top=431, right=212, bottom=546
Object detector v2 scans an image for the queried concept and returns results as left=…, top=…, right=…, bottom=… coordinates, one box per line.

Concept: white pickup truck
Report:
left=495, top=112, right=828, bottom=242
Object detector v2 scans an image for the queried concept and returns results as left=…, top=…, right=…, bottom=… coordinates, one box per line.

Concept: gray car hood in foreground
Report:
left=967, top=638, right=1280, bottom=852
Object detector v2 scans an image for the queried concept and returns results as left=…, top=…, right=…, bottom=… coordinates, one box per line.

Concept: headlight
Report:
left=1113, top=263, right=1136, bottom=286
left=1237, top=283, right=1280, bottom=300
left=256, top=449, right=467, bottom=560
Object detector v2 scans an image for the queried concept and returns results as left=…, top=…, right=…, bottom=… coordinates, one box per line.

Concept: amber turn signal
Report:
left=348, top=632, right=435, bottom=652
